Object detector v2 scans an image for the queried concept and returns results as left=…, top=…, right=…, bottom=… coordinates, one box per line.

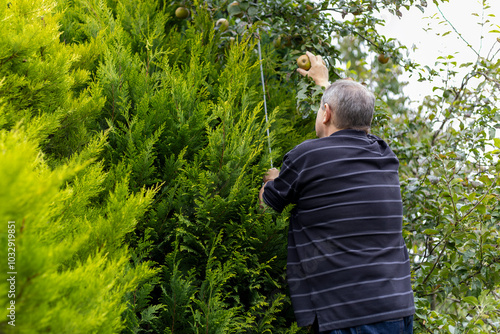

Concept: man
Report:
left=259, top=52, right=415, bottom=333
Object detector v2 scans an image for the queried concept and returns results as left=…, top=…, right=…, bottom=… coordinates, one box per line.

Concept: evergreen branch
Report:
left=0, top=53, right=18, bottom=67
left=171, top=291, right=176, bottom=334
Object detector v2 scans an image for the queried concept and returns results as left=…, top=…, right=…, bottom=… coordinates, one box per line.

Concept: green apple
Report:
left=297, top=54, right=311, bottom=71
left=175, top=7, right=190, bottom=19
left=377, top=53, right=390, bottom=64
left=216, top=18, right=229, bottom=32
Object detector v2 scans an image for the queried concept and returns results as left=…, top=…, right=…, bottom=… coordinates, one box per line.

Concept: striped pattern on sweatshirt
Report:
left=262, top=129, right=414, bottom=332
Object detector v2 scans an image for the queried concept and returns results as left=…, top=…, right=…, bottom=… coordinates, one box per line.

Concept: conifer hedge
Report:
left=1, top=0, right=303, bottom=332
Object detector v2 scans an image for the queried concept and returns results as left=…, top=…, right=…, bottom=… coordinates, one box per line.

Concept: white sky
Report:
left=377, top=0, right=500, bottom=102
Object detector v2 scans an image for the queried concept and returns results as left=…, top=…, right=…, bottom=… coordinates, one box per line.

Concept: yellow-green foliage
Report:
left=0, top=0, right=299, bottom=332
left=0, top=127, right=157, bottom=333
left=0, top=0, right=69, bottom=125
left=0, top=0, right=159, bottom=332
left=0, top=0, right=107, bottom=159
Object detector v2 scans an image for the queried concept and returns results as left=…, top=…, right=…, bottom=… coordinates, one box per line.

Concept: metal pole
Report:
left=257, top=31, right=273, bottom=168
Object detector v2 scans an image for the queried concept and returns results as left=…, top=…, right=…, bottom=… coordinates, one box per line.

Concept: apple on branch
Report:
left=175, top=7, right=190, bottom=19
left=377, top=54, right=390, bottom=64
left=297, top=54, right=311, bottom=71
left=216, top=18, right=229, bottom=32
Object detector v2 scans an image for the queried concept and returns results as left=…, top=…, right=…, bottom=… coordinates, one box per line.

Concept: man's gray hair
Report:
left=320, top=80, right=375, bottom=133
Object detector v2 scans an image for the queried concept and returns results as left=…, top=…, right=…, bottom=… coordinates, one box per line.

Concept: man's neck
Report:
left=322, top=125, right=343, bottom=137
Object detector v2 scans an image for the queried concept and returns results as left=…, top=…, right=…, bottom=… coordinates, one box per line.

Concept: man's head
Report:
left=315, top=80, right=375, bottom=138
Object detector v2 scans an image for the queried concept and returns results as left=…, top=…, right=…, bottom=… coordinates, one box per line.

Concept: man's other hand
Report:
left=264, top=168, right=280, bottom=183
left=259, top=168, right=279, bottom=207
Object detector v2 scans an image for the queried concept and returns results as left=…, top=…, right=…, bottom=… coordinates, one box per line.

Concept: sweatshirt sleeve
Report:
left=262, top=153, right=299, bottom=213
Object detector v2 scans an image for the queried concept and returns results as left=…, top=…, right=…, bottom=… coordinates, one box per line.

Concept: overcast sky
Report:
left=377, top=0, right=500, bottom=101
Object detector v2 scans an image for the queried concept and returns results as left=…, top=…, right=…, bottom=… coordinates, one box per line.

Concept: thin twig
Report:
left=435, top=4, right=480, bottom=57
left=430, top=72, right=472, bottom=146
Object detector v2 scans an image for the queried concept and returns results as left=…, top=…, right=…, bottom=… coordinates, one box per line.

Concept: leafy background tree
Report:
left=0, top=0, right=499, bottom=333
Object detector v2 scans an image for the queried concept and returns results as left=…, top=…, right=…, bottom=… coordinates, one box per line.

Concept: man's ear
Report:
left=323, top=103, right=332, bottom=124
